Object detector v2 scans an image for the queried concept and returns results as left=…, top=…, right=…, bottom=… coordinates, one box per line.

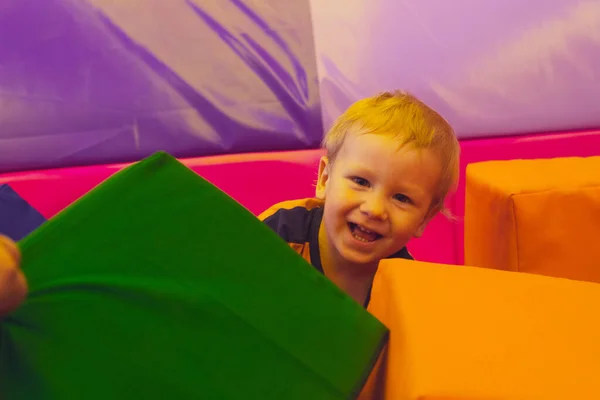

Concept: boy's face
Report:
left=316, top=133, right=442, bottom=268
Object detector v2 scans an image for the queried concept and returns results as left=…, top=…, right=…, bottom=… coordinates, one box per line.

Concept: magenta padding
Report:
left=0, top=149, right=323, bottom=218
left=2, top=129, right=599, bottom=265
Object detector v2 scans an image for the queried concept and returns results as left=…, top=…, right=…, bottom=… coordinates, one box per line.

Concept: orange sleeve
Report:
left=258, top=198, right=324, bottom=221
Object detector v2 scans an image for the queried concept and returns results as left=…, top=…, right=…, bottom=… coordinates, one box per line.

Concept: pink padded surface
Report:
left=0, top=149, right=323, bottom=218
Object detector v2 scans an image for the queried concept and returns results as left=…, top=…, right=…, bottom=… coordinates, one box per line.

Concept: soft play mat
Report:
left=0, top=184, right=46, bottom=241
left=0, top=152, right=387, bottom=399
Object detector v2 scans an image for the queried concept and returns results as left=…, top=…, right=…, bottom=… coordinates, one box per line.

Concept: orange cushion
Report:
left=363, top=259, right=600, bottom=399
left=464, top=156, right=600, bottom=282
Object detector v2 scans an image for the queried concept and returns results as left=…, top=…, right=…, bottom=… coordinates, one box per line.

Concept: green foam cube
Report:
left=0, top=152, right=387, bottom=399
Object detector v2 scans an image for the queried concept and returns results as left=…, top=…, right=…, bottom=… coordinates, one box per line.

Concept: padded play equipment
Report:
left=451, top=129, right=600, bottom=265
left=0, top=185, right=46, bottom=241
left=0, top=152, right=387, bottom=399
left=364, top=258, right=600, bottom=399
left=465, top=156, right=600, bottom=283
left=2, top=2, right=600, bottom=399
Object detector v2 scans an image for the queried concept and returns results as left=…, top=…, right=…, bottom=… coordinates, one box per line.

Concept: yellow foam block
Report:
left=363, top=259, right=600, bottom=400
left=464, top=156, right=600, bottom=282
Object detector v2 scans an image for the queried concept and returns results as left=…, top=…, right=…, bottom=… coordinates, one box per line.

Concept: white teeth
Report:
left=358, top=226, right=374, bottom=234
left=355, top=225, right=376, bottom=235
left=349, top=222, right=379, bottom=242
left=352, top=232, right=371, bottom=242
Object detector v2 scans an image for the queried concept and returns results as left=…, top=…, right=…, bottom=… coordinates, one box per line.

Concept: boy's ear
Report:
left=315, top=156, right=330, bottom=200
left=413, top=219, right=429, bottom=238
left=413, top=205, right=441, bottom=238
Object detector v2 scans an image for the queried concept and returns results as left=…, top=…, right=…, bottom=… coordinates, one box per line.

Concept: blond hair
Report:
left=322, top=90, right=460, bottom=217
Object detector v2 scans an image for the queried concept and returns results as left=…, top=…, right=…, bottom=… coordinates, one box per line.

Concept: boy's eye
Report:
left=351, top=177, right=370, bottom=187
left=394, top=194, right=412, bottom=204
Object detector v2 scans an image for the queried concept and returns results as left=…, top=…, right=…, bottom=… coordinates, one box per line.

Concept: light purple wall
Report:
left=2, top=0, right=600, bottom=171
left=0, top=0, right=322, bottom=172
left=310, top=0, right=600, bottom=138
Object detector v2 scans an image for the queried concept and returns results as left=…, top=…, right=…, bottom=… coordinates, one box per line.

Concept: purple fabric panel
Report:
left=310, top=0, right=600, bottom=138
left=0, top=0, right=322, bottom=172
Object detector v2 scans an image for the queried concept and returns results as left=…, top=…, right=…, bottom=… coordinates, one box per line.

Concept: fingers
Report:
left=0, top=235, right=20, bottom=265
left=0, top=235, right=27, bottom=316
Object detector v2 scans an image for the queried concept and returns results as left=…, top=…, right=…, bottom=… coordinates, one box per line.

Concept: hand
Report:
left=0, top=235, right=27, bottom=316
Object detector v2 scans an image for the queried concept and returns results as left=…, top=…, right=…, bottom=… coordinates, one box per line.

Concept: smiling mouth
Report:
left=348, top=223, right=382, bottom=243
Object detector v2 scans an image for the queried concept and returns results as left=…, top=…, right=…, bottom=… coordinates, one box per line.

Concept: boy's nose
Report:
left=359, top=195, right=388, bottom=220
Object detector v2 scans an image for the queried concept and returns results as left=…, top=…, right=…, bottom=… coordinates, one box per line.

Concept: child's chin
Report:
left=339, top=249, right=379, bottom=268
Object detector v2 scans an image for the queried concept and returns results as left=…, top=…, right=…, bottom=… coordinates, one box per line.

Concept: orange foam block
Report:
left=363, top=259, right=600, bottom=400
left=464, top=156, right=600, bottom=282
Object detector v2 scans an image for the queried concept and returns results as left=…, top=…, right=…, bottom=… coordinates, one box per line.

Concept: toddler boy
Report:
left=259, top=91, right=460, bottom=307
